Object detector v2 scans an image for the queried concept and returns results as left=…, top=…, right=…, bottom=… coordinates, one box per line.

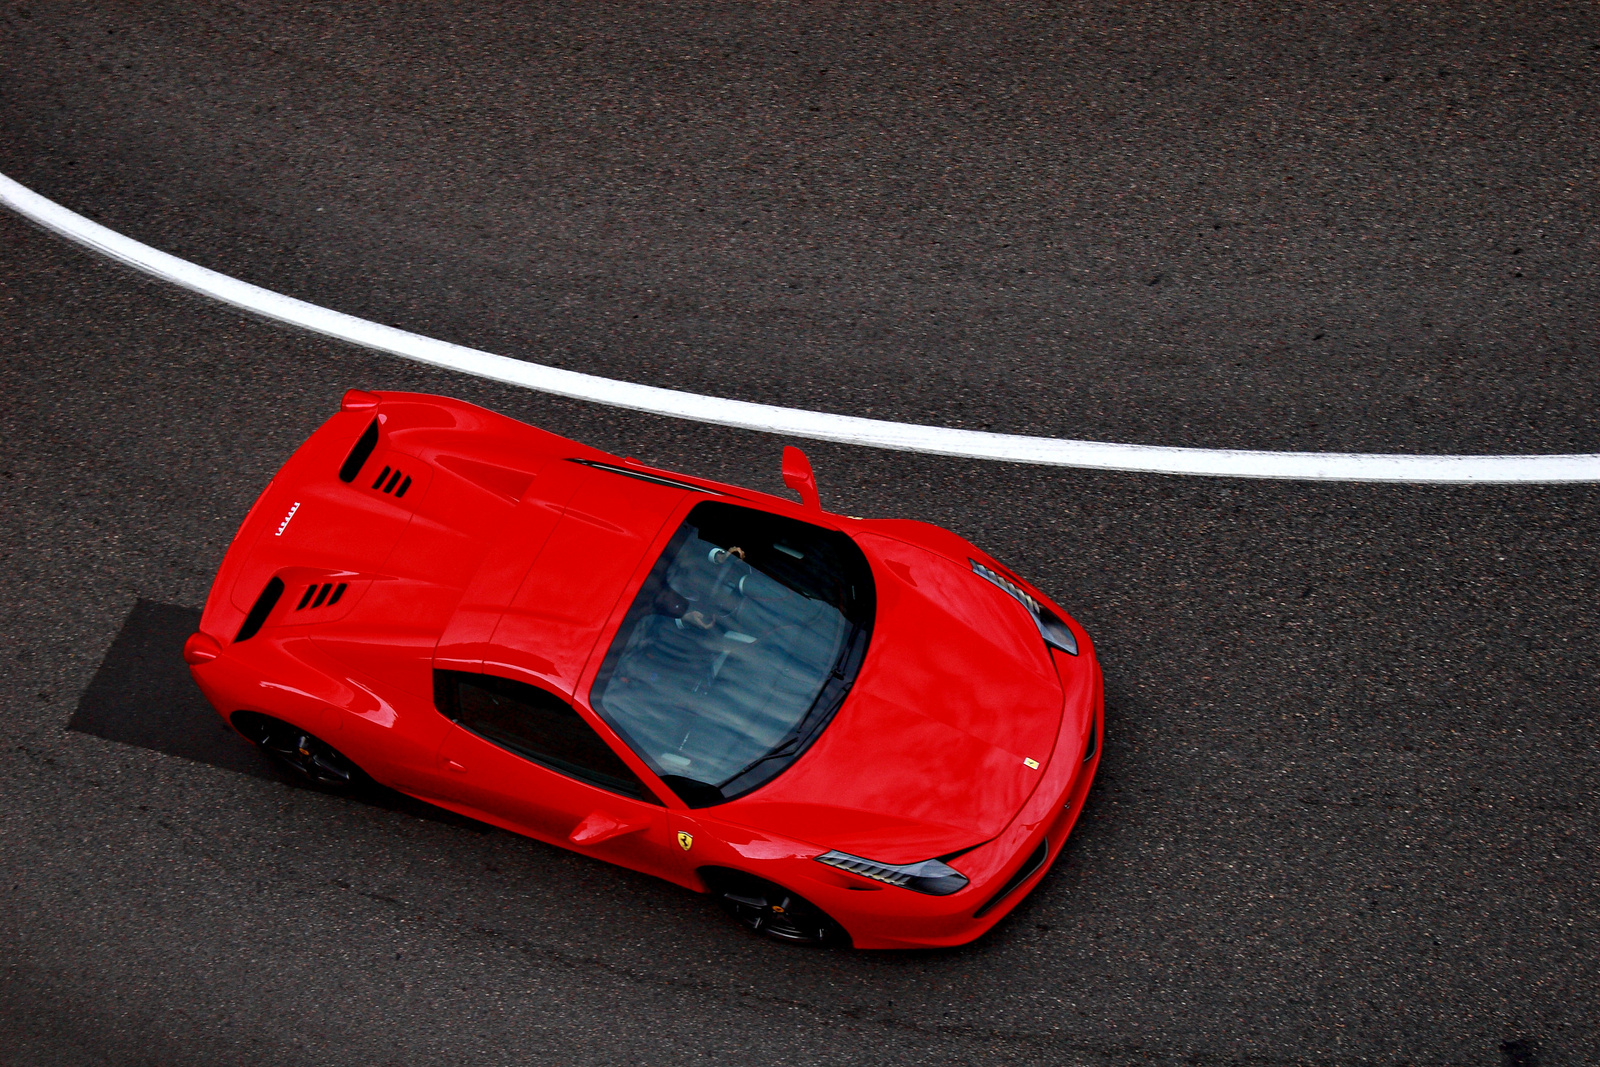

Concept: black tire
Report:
left=231, top=711, right=368, bottom=792
left=704, top=869, right=849, bottom=947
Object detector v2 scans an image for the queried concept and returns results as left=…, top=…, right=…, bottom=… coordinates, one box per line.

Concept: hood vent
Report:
left=338, top=419, right=381, bottom=483
left=295, top=581, right=349, bottom=612
left=370, top=464, right=413, bottom=498
left=235, top=576, right=285, bottom=642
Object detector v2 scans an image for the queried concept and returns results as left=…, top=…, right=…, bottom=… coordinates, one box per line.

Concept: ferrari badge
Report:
left=677, top=831, right=694, bottom=851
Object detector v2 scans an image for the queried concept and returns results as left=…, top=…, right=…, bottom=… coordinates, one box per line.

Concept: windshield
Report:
left=590, top=501, right=874, bottom=807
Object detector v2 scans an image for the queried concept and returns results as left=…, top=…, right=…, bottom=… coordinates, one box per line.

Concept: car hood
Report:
left=720, top=532, right=1065, bottom=864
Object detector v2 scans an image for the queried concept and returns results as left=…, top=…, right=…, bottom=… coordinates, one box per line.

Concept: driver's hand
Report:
left=654, top=587, right=690, bottom=617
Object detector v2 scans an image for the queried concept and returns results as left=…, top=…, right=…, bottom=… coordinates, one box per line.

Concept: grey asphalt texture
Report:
left=1, top=3, right=1597, bottom=1065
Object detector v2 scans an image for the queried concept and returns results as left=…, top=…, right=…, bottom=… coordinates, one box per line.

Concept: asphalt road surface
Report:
left=2, top=3, right=1597, bottom=1065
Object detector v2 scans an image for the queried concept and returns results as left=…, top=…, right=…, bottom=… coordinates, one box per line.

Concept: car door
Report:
left=431, top=669, right=691, bottom=885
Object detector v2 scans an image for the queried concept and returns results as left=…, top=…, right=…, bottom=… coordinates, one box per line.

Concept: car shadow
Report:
left=69, top=599, right=490, bottom=833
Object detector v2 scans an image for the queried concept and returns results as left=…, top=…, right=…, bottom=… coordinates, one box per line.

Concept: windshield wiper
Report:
left=718, top=735, right=802, bottom=788
left=716, top=622, right=866, bottom=789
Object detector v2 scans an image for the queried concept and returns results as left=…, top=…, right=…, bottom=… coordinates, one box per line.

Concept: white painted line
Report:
left=4, top=171, right=1597, bottom=483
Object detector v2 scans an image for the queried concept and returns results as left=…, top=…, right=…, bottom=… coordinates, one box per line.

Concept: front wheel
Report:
left=705, top=870, right=849, bottom=947
left=231, top=711, right=368, bottom=792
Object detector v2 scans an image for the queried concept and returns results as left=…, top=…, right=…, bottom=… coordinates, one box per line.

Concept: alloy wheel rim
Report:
left=724, top=891, right=831, bottom=944
left=259, top=728, right=355, bottom=786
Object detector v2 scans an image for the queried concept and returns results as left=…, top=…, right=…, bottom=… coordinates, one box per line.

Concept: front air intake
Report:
left=235, top=577, right=285, bottom=642
left=338, top=419, right=381, bottom=483
left=973, top=838, right=1049, bottom=918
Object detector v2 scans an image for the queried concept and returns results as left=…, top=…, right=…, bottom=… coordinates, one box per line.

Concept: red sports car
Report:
left=184, top=390, right=1103, bottom=948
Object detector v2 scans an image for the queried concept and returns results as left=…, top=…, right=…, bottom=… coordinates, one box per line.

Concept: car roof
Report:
left=484, top=463, right=693, bottom=695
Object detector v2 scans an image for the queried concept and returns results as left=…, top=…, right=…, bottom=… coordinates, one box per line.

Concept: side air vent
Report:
left=369, top=464, right=413, bottom=498
left=567, top=458, right=722, bottom=495
left=235, top=577, right=285, bottom=642
left=973, top=838, right=1050, bottom=919
left=294, top=582, right=349, bottom=611
left=339, top=419, right=381, bottom=483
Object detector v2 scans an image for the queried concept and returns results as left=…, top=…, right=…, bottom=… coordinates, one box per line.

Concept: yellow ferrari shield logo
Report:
left=677, top=831, right=694, bottom=851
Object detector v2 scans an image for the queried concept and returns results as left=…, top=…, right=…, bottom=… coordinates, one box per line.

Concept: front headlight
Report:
left=970, top=559, right=1079, bottom=656
left=814, top=850, right=970, bottom=896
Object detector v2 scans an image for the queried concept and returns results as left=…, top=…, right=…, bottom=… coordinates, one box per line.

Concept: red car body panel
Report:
left=715, top=532, right=1063, bottom=863
left=191, top=391, right=1104, bottom=948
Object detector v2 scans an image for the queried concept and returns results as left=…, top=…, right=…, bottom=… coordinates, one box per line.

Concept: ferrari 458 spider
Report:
left=185, top=390, right=1102, bottom=948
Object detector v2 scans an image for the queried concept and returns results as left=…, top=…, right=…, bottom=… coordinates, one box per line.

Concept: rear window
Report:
left=590, top=501, right=874, bottom=807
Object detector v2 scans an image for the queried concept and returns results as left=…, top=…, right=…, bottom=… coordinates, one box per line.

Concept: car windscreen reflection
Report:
left=591, top=501, right=874, bottom=807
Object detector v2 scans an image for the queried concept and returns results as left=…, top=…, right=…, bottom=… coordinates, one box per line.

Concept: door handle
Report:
left=444, top=758, right=468, bottom=773
left=568, top=809, right=648, bottom=846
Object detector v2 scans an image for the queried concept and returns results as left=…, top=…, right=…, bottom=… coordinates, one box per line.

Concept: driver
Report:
left=656, top=545, right=746, bottom=630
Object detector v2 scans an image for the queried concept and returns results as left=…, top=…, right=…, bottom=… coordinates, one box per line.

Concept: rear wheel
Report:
left=705, top=870, right=849, bottom=947
left=231, top=711, right=368, bottom=792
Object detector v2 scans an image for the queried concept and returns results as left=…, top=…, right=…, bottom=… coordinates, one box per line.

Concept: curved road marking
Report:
left=5, top=171, right=1597, bottom=483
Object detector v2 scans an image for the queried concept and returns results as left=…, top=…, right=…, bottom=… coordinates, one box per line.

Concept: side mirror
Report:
left=782, top=446, right=822, bottom=510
